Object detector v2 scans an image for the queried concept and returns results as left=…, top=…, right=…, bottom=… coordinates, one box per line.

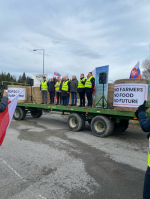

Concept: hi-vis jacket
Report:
left=62, top=80, right=69, bottom=91
left=41, top=81, right=48, bottom=91
left=85, top=76, right=95, bottom=88
left=78, top=78, right=86, bottom=88
left=148, top=138, right=150, bottom=167
left=55, top=81, right=60, bottom=91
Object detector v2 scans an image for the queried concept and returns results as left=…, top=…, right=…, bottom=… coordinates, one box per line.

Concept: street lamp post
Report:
left=33, top=49, right=45, bottom=74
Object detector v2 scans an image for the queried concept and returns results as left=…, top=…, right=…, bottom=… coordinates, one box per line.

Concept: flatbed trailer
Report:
left=13, top=103, right=149, bottom=137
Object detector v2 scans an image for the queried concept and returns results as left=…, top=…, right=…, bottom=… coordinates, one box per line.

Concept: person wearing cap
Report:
left=40, top=76, right=48, bottom=104
left=55, top=77, right=62, bottom=105
left=77, top=74, right=86, bottom=107
left=135, top=101, right=150, bottom=199
left=85, top=72, right=95, bottom=107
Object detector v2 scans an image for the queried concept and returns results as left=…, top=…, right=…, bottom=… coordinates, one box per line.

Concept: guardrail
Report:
left=2, top=81, right=29, bottom=86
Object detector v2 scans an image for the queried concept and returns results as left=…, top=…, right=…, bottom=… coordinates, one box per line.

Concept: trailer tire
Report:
left=13, top=107, right=26, bottom=120
left=91, top=115, right=114, bottom=137
left=114, top=120, right=129, bottom=132
left=31, top=109, right=42, bottom=118
left=67, top=113, right=85, bottom=131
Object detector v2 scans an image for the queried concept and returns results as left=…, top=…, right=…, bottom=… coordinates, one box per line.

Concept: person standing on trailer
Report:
left=66, top=76, right=70, bottom=105
left=48, top=77, right=56, bottom=104
left=59, top=77, right=65, bottom=105
left=55, top=77, right=62, bottom=105
left=70, top=75, right=78, bottom=106
left=60, top=76, right=70, bottom=106
left=77, top=74, right=86, bottom=107
left=85, top=72, right=95, bottom=107
left=40, top=76, right=48, bottom=104
left=136, top=101, right=150, bottom=199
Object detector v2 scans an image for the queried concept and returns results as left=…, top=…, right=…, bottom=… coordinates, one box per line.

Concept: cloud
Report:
left=0, top=0, right=150, bottom=81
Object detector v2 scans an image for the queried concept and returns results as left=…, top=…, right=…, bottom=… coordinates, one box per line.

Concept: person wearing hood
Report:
left=70, top=75, right=78, bottom=106
left=77, top=74, right=86, bottom=107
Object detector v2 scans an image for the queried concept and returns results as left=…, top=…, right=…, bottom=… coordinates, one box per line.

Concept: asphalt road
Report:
left=0, top=113, right=148, bottom=199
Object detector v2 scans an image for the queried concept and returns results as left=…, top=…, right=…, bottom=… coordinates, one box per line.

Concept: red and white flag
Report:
left=0, top=89, right=25, bottom=146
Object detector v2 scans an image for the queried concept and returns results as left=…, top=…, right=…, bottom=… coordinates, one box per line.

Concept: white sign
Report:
left=7, top=88, right=26, bottom=101
left=32, top=74, right=48, bottom=87
left=113, top=83, right=148, bottom=107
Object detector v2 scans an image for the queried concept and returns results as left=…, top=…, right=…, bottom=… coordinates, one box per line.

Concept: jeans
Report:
left=143, top=166, right=150, bottom=199
left=66, top=97, right=69, bottom=105
left=63, top=97, right=69, bottom=105
left=42, top=91, right=47, bottom=103
left=71, top=92, right=77, bottom=105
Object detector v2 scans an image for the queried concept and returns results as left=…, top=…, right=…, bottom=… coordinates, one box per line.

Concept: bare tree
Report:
left=142, top=58, right=150, bottom=79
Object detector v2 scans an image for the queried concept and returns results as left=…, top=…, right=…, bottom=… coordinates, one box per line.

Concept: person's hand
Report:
left=3, top=90, right=7, bottom=97
left=147, top=132, right=150, bottom=139
left=135, top=100, right=148, bottom=118
left=75, top=91, right=77, bottom=93
left=40, top=90, right=41, bottom=92
left=67, top=92, right=70, bottom=93
left=138, top=100, right=147, bottom=112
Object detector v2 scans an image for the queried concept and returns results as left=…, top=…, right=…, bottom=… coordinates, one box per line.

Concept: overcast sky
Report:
left=0, top=0, right=150, bottom=81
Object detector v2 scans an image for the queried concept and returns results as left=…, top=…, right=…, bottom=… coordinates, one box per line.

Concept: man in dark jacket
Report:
left=0, top=90, right=8, bottom=112
left=77, top=74, right=86, bottom=107
left=85, top=72, right=95, bottom=107
left=48, top=77, right=56, bottom=104
left=70, top=75, right=78, bottom=106
left=136, top=101, right=150, bottom=199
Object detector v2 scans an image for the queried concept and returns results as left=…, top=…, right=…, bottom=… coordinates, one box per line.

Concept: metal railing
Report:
left=2, top=81, right=29, bottom=86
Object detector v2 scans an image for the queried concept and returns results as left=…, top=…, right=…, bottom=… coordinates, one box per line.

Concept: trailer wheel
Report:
left=13, top=107, right=26, bottom=120
left=31, top=109, right=42, bottom=118
left=91, top=116, right=114, bottom=137
left=114, top=120, right=129, bottom=132
left=67, top=113, right=85, bottom=131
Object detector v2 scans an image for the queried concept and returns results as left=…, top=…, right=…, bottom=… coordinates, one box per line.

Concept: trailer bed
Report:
left=14, top=103, right=145, bottom=137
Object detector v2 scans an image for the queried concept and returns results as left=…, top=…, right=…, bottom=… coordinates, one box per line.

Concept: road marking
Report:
left=0, top=157, right=22, bottom=179
left=0, top=157, right=47, bottom=199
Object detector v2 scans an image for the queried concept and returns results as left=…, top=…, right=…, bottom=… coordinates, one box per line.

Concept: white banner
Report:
left=32, top=74, right=48, bottom=87
left=113, top=83, right=148, bottom=107
left=7, top=88, right=26, bottom=101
